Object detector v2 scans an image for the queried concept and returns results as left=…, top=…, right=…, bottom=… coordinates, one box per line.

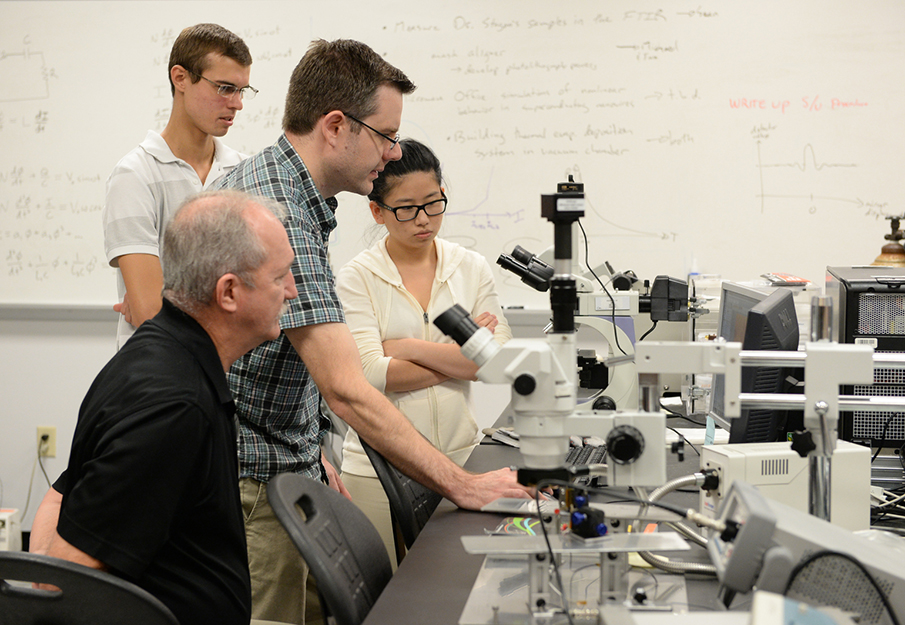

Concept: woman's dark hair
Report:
left=368, top=138, right=442, bottom=204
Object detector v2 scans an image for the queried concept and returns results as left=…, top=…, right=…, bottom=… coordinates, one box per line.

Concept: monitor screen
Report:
left=728, top=288, right=801, bottom=443
left=709, top=283, right=769, bottom=431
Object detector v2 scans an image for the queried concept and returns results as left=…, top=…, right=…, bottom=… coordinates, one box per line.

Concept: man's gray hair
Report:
left=162, top=189, right=287, bottom=313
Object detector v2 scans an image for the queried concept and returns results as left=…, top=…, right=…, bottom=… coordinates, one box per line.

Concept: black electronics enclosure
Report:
left=827, top=266, right=905, bottom=450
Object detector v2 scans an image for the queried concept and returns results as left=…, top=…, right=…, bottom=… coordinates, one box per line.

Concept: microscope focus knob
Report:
left=592, top=396, right=617, bottom=411
left=513, top=374, right=537, bottom=396
left=606, top=425, right=645, bottom=465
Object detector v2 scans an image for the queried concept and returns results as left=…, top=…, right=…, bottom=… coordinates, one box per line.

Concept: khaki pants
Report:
left=240, top=477, right=323, bottom=625
left=341, top=472, right=398, bottom=571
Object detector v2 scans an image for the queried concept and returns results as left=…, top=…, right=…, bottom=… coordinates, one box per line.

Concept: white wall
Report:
left=0, top=311, right=117, bottom=532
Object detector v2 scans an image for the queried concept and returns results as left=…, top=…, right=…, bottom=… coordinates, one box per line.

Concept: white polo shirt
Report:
left=103, top=130, right=245, bottom=348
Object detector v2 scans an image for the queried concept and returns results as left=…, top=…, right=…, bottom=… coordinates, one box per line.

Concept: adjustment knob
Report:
left=513, top=374, right=537, bottom=396
left=592, top=396, right=617, bottom=411
left=606, top=425, right=645, bottom=465
left=790, top=430, right=817, bottom=458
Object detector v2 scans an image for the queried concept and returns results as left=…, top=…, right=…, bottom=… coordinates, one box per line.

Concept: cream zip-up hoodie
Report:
left=336, top=235, right=512, bottom=478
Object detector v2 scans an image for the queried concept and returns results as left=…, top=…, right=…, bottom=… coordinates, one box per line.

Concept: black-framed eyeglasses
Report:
left=378, top=194, right=448, bottom=222
left=344, top=113, right=400, bottom=150
left=184, top=67, right=258, bottom=100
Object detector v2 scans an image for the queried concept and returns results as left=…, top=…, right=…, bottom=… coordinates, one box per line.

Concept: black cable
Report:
left=868, top=523, right=905, bottom=537
left=870, top=483, right=905, bottom=523
left=534, top=485, right=575, bottom=625
left=36, top=434, right=52, bottom=487
left=658, top=397, right=709, bottom=427
left=659, top=398, right=710, bottom=428
left=20, top=437, right=44, bottom=519
left=872, top=491, right=905, bottom=525
left=577, top=219, right=627, bottom=356
left=872, top=508, right=893, bottom=525
left=783, top=550, right=901, bottom=625
left=639, top=320, right=658, bottom=341
left=37, top=452, right=52, bottom=487
left=658, top=404, right=685, bottom=419
left=871, top=413, right=897, bottom=464
left=667, top=426, right=701, bottom=457
left=669, top=414, right=709, bottom=428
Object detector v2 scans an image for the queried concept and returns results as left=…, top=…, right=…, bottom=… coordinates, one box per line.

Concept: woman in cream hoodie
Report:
left=335, top=139, right=512, bottom=562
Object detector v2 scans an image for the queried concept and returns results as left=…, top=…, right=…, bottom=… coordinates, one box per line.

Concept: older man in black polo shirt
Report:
left=30, top=189, right=297, bottom=625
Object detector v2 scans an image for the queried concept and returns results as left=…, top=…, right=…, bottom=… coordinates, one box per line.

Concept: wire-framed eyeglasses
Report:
left=185, top=67, right=258, bottom=100
left=377, top=194, right=448, bottom=222
left=344, top=113, right=401, bottom=150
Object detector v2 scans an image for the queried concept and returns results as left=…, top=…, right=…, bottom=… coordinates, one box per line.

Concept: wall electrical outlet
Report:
left=37, top=426, right=56, bottom=458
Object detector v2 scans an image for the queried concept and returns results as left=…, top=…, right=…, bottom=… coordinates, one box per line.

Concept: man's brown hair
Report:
left=168, top=23, right=252, bottom=96
left=282, top=39, right=415, bottom=135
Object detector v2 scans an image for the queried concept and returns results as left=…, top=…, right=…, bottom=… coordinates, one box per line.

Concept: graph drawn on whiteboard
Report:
left=755, top=138, right=869, bottom=217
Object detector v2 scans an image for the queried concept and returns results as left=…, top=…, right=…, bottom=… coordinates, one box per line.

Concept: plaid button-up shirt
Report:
left=215, top=134, right=343, bottom=483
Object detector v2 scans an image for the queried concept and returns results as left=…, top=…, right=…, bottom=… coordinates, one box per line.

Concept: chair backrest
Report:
left=268, top=473, right=393, bottom=625
left=785, top=552, right=892, bottom=625
left=0, top=551, right=178, bottom=625
left=360, top=439, right=443, bottom=556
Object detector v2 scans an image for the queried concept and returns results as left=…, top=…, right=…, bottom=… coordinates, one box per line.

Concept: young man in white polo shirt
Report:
left=103, top=23, right=256, bottom=348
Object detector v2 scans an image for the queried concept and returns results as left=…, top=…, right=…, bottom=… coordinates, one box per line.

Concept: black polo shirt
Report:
left=56, top=299, right=251, bottom=625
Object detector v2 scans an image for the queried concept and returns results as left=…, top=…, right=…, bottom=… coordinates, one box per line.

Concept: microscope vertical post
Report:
left=540, top=176, right=584, bottom=399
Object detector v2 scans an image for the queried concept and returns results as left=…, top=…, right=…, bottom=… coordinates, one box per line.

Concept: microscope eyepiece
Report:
left=511, top=245, right=535, bottom=265
left=434, top=304, right=502, bottom=368
left=433, top=304, right=479, bottom=347
left=496, top=246, right=554, bottom=292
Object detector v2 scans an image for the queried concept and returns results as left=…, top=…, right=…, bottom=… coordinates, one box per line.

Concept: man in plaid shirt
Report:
left=216, top=39, right=532, bottom=624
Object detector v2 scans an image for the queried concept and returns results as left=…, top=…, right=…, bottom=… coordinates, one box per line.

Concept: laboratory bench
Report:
left=361, top=437, right=730, bottom=625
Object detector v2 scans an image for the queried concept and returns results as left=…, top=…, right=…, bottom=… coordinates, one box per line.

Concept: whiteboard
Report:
left=3, top=0, right=904, bottom=308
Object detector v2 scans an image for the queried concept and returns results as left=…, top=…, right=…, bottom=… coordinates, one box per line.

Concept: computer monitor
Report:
left=709, top=283, right=802, bottom=441
left=709, top=283, right=769, bottom=431
left=729, top=288, right=802, bottom=443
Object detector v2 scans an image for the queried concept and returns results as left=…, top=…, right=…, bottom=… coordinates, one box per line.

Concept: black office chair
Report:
left=360, top=439, right=443, bottom=562
left=0, top=551, right=178, bottom=625
left=268, top=472, right=392, bottom=625
left=784, top=551, right=894, bottom=625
